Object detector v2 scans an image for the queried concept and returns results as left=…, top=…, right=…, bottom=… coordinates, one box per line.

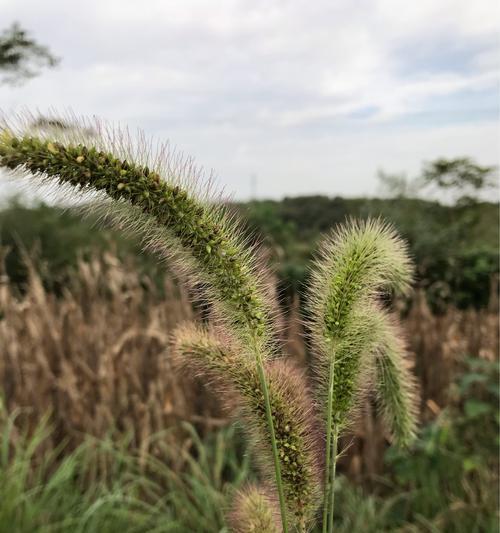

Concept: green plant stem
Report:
left=322, top=356, right=336, bottom=533
left=327, top=427, right=339, bottom=533
left=254, top=345, right=289, bottom=533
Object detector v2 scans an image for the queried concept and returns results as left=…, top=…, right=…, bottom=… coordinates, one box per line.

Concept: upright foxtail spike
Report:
left=307, top=218, right=414, bottom=427
left=306, top=218, right=414, bottom=533
left=229, top=485, right=282, bottom=533
left=171, top=324, right=323, bottom=529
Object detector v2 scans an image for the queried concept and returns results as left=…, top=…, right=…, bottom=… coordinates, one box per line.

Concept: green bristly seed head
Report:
left=372, top=310, right=419, bottom=447
left=308, top=219, right=414, bottom=427
left=311, top=219, right=413, bottom=343
left=0, top=131, right=272, bottom=344
left=325, top=308, right=383, bottom=425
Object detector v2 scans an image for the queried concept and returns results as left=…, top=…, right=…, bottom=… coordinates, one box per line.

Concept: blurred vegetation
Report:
left=1, top=156, right=497, bottom=309
left=0, top=191, right=497, bottom=309
left=0, top=357, right=497, bottom=532
left=0, top=22, right=59, bottom=85
left=242, top=195, right=498, bottom=309
left=0, top=197, right=169, bottom=295
left=241, top=157, right=498, bottom=310
left=248, top=196, right=499, bottom=309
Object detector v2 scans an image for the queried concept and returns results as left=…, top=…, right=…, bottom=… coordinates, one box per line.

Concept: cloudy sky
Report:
left=1, top=0, right=499, bottom=199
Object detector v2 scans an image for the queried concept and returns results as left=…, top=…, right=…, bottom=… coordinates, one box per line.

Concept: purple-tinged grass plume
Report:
left=172, top=325, right=323, bottom=531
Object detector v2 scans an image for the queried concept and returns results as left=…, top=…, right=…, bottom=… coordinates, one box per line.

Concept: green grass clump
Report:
left=0, top=411, right=251, bottom=533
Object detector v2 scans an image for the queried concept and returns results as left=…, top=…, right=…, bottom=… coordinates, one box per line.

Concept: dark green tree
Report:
left=0, top=23, right=58, bottom=85
left=421, top=157, right=498, bottom=205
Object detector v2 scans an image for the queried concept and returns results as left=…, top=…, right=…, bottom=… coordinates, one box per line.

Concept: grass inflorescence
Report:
left=0, top=129, right=273, bottom=346
left=306, top=219, right=416, bottom=532
left=172, top=326, right=322, bottom=528
left=229, top=485, right=282, bottom=533
left=372, top=310, right=419, bottom=447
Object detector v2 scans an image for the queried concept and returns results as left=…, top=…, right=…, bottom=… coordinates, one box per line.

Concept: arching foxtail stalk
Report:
left=0, top=119, right=289, bottom=531
left=306, top=219, right=414, bottom=533
left=171, top=325, right=323, bottom=530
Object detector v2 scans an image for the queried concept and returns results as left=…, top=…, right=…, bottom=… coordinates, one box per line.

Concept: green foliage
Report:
left=1, top=194, right=496, bottom=310
left=242, top=196, right=499, bottom=309
left=0, top=411, right=251, bottom=533
left=0, top=198, right=167, bottom=295
left=0, top=357, right=496, bottom=532
left=383, top=357, right=499, bottom=532
left=421, top=158, right=498, bottom=202
left=0, top=23, right=58, bottom=84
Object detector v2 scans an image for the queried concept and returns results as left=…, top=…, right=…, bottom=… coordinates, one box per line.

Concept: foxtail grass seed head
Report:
left=0, top=123, right=276, bottom=352
left=307, top=219, right=414, bottom=426
left=372, top=310, right=419, bottom=447
left=172, top=325, right=323, bottom=528
left=308, top=218, right=413, bottom=345
left=229, top=485, right=282, bottom=533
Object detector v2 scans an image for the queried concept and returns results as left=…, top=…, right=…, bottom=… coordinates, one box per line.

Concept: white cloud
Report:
left=0, top=0, right=498, bottom=199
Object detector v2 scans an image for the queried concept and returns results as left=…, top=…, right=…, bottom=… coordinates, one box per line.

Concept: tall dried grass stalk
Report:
left=0, top=250, right=207, bottom=462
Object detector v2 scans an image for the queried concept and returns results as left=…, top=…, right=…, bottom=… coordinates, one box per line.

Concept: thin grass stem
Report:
left=327, top=426, right=339, bottom=533
left=322, top=354, right=336, bottom=533
left=254, top=342, right=289, bottom=533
